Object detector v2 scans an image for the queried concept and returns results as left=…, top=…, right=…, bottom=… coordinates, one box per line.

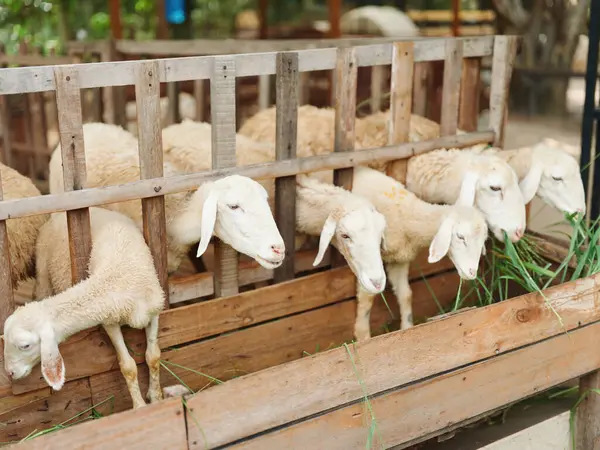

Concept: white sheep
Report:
left=405, top=148, right=527, bottom=243
left=3, top=207, right=165, bottom=409
left=161, top=120, right=388, bottom=294
left=468, top=139, right=586, bottom=215
left=0, top=163, right=49, bottom=288
left=48, top=123, right=285, bottom=274
left=351, top=166, right=488, bottom=339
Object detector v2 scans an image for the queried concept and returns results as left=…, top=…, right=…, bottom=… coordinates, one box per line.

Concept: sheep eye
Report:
left=341, top=233, right=351, bottom=240
left=19, top=344, right=31, bottom=351
left=552, top=176, right=563, bottom=182
left=228, top=204, right=240, bottom=210
left=457, top=233, right=465, bottom=241
left=490, top=186, right=501, bottom=192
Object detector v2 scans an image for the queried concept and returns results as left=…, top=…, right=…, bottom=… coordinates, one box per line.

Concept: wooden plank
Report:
left=412, top=62, right=428, bottom=117
left=53, top=66, right=92, bottom=284
left=14, top=397, right=187, bottom=450
left=193, top=79, right=204, bottom=121
left=273, top=53, right=299, bottom=283
left=440, top=39, right=464, bottom=136
left=386, top=41, right=414, bottom=184
left=0, top=131, right=495, bottom=221
left=258, top=74, right=270, bottom=110
left=229, top=321, right=600, bottom=450
left=93, top=270, right=460, bottom=415
left=168, top=246, right=455, bottom=304
left=576, top=370, right=600, bottom=449
left=166, top=81, right=180, bottom=125
left=0, top=95, right=12, bottom=166
left=298, top=72, right=310, bottom=105
left=135, top=60, right=170, bottom=307
left=211, top=56, right=239, bottom=297
left=489, top=36, right=518, bottom=147
left=0, top=379, right=92, bottom=443
left=183, top=274, right=600, bottom=448
left=0, top=37, right=496, bottom=94
left=370, top=65, right=385, bottom=113
left=331, top=47, right=358, bottom=267
left=0, top=167, right=14, bottom=333
left=459, top=57, right=482, bottom=132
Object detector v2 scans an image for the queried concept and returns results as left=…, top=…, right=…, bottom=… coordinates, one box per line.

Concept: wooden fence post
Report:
left=211, top=56, right=239, bottom=297
left=577, top=371, right=600, bottom=449
left=166, top=81, right=180, bottom=125
left=387, top=41, right=414, bottom=185
left=135, top=60, right=170, bottom=308
left=0, top=168, right=14, bottom=333
left=489, top=35, right=518, bottom=148
left=54, top=67, right=93, bottom=285
left=330, top=47, right=357, bottom=268
left=459, top=58, right=482, bottom=132
left=440, top=39, right=464, bottom=136
left=273, top=53, right=299, bottom=283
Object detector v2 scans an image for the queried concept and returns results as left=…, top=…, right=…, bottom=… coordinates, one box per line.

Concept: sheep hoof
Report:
left=147, top=389, right=164, bottom=403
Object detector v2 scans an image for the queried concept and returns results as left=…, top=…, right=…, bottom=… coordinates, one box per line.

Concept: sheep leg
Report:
left=145, top=315, right=163, bottom=403
left=386, top=262, right=413, bottom=329
left=103, top=324, right=147, bottom=409
left=355, top=281, right=375, bottom=341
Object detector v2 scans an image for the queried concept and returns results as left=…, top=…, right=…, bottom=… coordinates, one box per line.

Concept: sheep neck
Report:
left=168, top=189, right=204, bottom=247
left=401, top=200, right=448, bottom=251
left=295, top=183, right=352, bottom=237
left=494, top=147, right=532, bottom=181
left=43, top=275, right=115, bottom=343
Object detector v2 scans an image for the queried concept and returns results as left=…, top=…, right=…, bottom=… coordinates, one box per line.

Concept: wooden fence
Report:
left=2, top=34, right=598, bottom=449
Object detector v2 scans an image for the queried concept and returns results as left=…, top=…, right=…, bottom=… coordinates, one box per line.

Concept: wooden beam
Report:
left=135, top=60, right=170, bottom=308
left=183, top=273, right=600, bottom=448
left=211, top=56, right=239, bottom=297
left=0, top=167, right=14, bottom=334
left=328, top=0, right=342, bottom=38
left=273, top=52, right=299, bottom=283
left=458, top=58, right=481, bottom=132
left=576, top=370, right=600, bottom=449
left=258, top=0, right=269, bottom=39
left=440, top=39, right=464, bottom=136
left=0, top=131, right=495, bottom=221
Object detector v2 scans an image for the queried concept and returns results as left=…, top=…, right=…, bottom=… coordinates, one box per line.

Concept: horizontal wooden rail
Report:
left=185, top=273, right=600, bottom=448
left=0, top=36, right=495, bottom=94
left=0, top=131, right=494, bottom=221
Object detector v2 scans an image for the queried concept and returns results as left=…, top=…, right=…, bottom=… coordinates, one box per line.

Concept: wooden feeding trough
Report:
left=1, top=35, right=599, bottom=449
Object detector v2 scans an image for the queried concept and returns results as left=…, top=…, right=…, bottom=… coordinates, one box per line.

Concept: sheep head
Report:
left=3, top=303, right=65, bottom=391
left=428, top=205, right=488, bottom=281
left=456, top=154, right=526, bottom=243
left=519, top=140, right=585, bottom=215
left=313, top=203, right=387, bottom=295
left=193, top=175, right=285, bottom=270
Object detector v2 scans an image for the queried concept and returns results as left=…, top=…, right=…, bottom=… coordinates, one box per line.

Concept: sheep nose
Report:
left=270, top=244, right=284, bottom=256
left=370, top=279, right=383, bottom=291
left=469, top=268, right=476, bottom=278
left=6, top=371, right=13, bottom=380
left=514, top=227, right=524, bottom=240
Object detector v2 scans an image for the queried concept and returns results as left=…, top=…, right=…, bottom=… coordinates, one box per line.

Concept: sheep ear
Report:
left=40, top=325, right=65, bottom=391
left=428, top=216, right=454, bottom=263
left=313, top=215, right=337, bottom=266
left=481, top=244, right=487, bottom=256
left=456, top=171, right=479, bottom=207
left=519, top=164, right=543, bottom=204
left=196, top=189, right=219, bottom=258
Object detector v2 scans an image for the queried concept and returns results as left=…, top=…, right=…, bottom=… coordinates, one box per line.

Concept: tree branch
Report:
left=492, top=0, right=531, bottom=30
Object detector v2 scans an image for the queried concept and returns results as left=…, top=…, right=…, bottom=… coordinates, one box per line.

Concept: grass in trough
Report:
left=453, top=212, right=600, bottom=326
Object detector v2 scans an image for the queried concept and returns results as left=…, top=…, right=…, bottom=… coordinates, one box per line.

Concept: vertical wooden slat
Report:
left=193, top=79, right=205, bottom=122
left=298, top=72, right=310, bottom=105
left=0, top=96, right=12, bottom=166
left=258, top=75, right=270, bottom=110
left=19, top=44, right=35, bottom=179
left=330, top=47, right=357, bottom=268
left=458, top=57, right=482, bottom=132
left=577, top=371, right=600, bottom=450
left=166, top=82, right=180, bottom=125
left=387, top=41, right=414, bottom=185
left=135, top=60, right=170, bottom=308
left=370, top=65, right=384, bottom=113
left=489, top=35, right=518, bottom=148
left=440, top=39, right=464, bottom=137
left=0, top=168, right=14, bottom=333
left=211, top=56, right=239, bottom=297
left=53, top=67, right=92, bottom=285
left=101, top=41, right=116, bottom=125
left=412, top=62, right=428, bottom=117
left=273, top=53, right=299, bottom=283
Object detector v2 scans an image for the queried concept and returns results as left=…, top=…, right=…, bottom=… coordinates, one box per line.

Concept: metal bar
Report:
left=580, top=0, right=600, bottom=223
